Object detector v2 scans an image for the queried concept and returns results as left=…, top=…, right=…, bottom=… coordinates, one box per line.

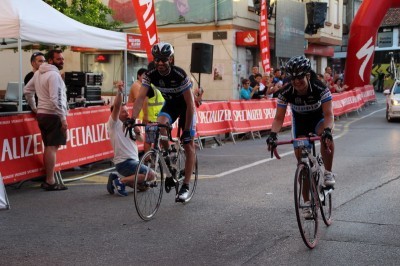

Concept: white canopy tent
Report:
left=0, top=0, right=129, bottom=112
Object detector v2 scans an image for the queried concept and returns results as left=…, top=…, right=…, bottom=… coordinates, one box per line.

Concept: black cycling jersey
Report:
left=277, top=78, right=332, bottom=137
left=141, top=65, right=195, bottom=134
left=142, top=65, right=191, bottom=101
left=277, top=78, right=332, bottom=115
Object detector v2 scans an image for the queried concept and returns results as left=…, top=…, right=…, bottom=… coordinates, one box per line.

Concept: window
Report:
left=332, top=0, right=339, bottom=25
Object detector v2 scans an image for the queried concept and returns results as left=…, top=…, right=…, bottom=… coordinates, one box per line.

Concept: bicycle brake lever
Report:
left=273, top=147, right=281, bottom=160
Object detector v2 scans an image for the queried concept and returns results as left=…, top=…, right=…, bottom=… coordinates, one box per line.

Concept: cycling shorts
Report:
left=158, top=98, right=196, bottom=138
left=292, top=112, right=324, bottom=138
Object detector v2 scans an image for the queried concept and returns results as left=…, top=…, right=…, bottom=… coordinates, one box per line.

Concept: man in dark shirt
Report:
left=131, top=42, right=196, bottom=202
left=24, top=52, right=45, bottom=85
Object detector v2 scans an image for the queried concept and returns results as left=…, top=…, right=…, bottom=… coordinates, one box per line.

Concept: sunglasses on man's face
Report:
left=291, top=74, right=306, bottom=81
left=154, top=57, right=169, bottom=63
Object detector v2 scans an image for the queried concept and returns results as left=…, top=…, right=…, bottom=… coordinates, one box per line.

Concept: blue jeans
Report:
left=115, top=159, right=149, bottom=177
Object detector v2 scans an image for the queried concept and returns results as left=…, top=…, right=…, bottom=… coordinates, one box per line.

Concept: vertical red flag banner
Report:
left=131, top=0, right=159, bottom=62
left=260, top=0, right=271, bottom=74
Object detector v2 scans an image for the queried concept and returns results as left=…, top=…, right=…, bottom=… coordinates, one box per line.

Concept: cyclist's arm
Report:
left=270, top=105, right=287, bottom=133
left=131, top=84, right=149, bottom=120
left=321, top=100, right=334, bottom=131
left=182, top=88, right=195, bottom=131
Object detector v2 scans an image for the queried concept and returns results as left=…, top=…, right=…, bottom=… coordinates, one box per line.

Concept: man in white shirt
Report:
left=107, top=81, right=155, bottom=196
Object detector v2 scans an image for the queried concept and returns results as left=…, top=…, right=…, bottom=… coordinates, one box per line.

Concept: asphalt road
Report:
left=1, top=92, right=400, bottom=266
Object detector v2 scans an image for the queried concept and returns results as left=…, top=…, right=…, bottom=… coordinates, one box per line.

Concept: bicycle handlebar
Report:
left=271, top=136, right=324, bottom=160
left=124, top=120, right=174, bottom=142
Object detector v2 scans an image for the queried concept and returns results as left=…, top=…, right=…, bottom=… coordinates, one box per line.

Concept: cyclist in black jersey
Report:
left=131, top=42, right=196, bottom=201
left=266, top=55, right=336, bottom=188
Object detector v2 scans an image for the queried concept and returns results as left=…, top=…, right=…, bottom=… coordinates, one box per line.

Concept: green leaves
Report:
left=44, top=0, right=122, bottom=30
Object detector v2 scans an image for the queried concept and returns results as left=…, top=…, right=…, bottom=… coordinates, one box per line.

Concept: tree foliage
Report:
left=43, top=0, right=121, bottom=30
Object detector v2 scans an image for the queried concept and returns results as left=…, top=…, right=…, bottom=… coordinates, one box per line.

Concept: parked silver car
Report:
left=384, top=80, right=400, bottom=122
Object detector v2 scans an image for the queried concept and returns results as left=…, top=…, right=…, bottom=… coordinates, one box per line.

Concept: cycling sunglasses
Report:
left=291, top=74, right=306, bottom=81
left=154, top=57, right=169, bottom=63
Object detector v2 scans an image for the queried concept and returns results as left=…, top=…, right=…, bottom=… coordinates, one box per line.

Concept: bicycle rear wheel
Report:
left=294, top=163, right=319, bottom=249
left=134, top=150, right=164, bottom=221
left=176, top=147, right=198, bottom=203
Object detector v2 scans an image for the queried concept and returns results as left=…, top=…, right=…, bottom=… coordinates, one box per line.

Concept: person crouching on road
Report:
left=106, top=81, right=155, bottom=196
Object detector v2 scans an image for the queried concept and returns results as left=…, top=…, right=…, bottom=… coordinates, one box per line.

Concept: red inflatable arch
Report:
left=344, top=0, right=400, bottom=89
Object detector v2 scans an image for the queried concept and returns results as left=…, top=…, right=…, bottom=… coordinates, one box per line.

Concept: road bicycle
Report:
left=271, top=135, right=334, bottom=249
left=125, top=122, right=198, bottom=221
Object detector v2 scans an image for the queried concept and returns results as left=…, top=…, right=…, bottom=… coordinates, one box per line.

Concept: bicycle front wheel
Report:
left=176, top=148, right=198, bottom=203
left=319, top=185, right=333, bottom=226
left=134, top=150, right=164, bottom=221
left=294, top=163, right=319, bottom=249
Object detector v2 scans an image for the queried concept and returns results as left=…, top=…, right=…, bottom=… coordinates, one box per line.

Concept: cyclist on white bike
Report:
left=266, top=55, right=336, bottom=187
left=131, top=42, right=196, bottom=201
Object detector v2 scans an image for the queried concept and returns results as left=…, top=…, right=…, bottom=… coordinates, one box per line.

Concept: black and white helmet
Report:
left=151, top=42, right=174, bottom=58
left=285, top=55, right=311, bottom=77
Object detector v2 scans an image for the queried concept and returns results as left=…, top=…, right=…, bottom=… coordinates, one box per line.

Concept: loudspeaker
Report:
left=305, top=2, right=327, bottom=35
left=190, top=43, right=213, bottom=74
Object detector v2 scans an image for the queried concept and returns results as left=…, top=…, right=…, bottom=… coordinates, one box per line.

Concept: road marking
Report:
left=213, top=107, right=386, bottom=178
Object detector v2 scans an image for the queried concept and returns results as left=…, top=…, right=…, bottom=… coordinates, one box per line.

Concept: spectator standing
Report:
left=24, top=52, right=45, bottom=85
left=240, top=78, right=258, bottom=100
left=128, top=68, right=147, bottom=104
left=332, top=78, right=348, bottom=93
left=250, top=73, right=266, bottom=99
left=249, top=66, right=260, bottom=84
left=324, top=72, right=335, bottom=93
left=377, top=70, right=385, bottom=92
left=24, top=50, right=68, bottom=191
left=270, top=69, right=283, bottom=97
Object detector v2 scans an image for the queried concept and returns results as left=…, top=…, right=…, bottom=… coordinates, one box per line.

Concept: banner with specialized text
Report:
left=0, top=86, right=375, bottom=185
left=131, top=0, right=159, bottom=62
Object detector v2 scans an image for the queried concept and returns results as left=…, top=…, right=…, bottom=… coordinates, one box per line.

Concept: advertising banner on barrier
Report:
left=0, top=106, right=115, bottom=184
left=360, top=85, right=376, bottom=102
left=196, top=101, right=233, bottom=136
left=0, top=89, right=375, bottom=185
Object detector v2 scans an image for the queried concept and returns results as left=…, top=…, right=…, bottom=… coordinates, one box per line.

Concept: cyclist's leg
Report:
left=157, top=101, right=180, bottom=150
left=178, top=109, right=196, bottom=185
left=316, top=120, right=335, bottom=172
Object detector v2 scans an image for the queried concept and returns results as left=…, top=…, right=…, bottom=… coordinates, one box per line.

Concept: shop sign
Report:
left=236, top=31, right=258, bottom=47
left=127, top=34, right=145, bottom=52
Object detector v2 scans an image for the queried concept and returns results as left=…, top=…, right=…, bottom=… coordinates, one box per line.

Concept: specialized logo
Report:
left=356, top=37, right=374, bottom=82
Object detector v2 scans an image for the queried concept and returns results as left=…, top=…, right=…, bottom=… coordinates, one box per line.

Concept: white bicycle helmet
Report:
left=151, top=42, right=174, bottom=58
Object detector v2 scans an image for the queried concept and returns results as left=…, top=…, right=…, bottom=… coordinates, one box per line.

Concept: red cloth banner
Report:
left=0, top=88, right=375, bottom=185
left=131, top=0, right=159, bottom=62
left=0, top=106, right=115, bottom=185
left=260, top=0, right=271, bottom=74
left=196, top=101, right=233, bottom=136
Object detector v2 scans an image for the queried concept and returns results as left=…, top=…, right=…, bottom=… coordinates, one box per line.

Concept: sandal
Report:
left=40, top=182, right=51, bottom=189
left=45, top=183, right=68, bottom=191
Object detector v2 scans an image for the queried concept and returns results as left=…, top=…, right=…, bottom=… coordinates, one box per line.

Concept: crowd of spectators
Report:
left=240, top=64, right=348, bottom=101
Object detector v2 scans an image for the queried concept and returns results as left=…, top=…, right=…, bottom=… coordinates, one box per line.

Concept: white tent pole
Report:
left=18, top=38, right=23, bottom=112
left=123, top=49, right=128, bottom=102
